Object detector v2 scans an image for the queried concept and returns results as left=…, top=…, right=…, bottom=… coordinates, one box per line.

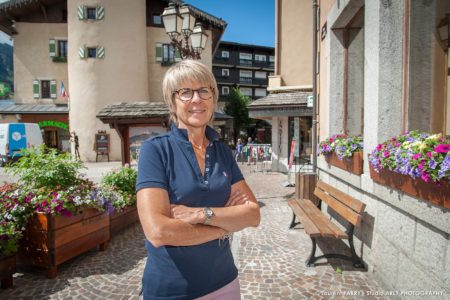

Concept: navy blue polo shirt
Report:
left=136, top=125, right=244, bottom=300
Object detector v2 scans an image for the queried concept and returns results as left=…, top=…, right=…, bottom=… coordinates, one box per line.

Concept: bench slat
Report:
left=317, top=181, right=366, bottom=213
left=314, top=188, right=362, bottom=226
left=287, top=199, right=321, bottom=237
left=299, top=200, right=347, bottom=239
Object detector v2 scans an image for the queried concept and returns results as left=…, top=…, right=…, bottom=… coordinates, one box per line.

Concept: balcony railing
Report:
left=239, top=77, right=253, bottom=84
left=214, top=57, right=231, bottom=64
left=239, top=59, right=253, bottom=66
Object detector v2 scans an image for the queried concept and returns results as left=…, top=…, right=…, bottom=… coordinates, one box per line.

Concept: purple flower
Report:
left=428, top=160, right=437, bottom=169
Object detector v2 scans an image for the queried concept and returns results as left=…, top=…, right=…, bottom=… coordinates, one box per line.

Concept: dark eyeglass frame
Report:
left=173, top=87, right=214, bottom=102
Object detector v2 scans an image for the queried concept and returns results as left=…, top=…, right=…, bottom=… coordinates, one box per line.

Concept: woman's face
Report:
left=173, top=80, right=215, bottom=130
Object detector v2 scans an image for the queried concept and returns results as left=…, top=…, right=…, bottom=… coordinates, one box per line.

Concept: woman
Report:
left=235, top=138, right=243, bottom=162
left=136, top=60, right=260, bottom=300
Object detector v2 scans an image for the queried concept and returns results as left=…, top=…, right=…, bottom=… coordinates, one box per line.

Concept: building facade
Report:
left=0, top=0, right=225, bottom=162
left=317, top=0, right=450, bottom=295
left=212, top=41, right=274, bottom=105
left=248, top=0, right=313, bottom=173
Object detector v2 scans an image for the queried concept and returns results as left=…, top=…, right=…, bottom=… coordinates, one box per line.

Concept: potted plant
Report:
left=0, top=183, right=32, bottom=288
left=100, top=165, right=138, bottom=236
left=319, top=134, right=364, bottom=175
left=368, top=131, right=450, bottom=209
left=5, top=145, right=111, bottom=278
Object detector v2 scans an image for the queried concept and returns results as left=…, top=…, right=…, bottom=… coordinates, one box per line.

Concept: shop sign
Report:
left=38, top=120, right=69, bottom=130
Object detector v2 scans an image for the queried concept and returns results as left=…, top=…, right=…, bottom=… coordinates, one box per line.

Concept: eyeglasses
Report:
left=173, top=87, right=214, bottom=102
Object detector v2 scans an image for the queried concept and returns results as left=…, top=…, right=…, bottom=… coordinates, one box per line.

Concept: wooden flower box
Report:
left=325, top=151, right=363, bottom=175
left=18, top=208, right=110, bottom=278
left=369, top=165, right=450, bottom=210
left=110, top=205, right=139, bottom=236
left=0, top=254, right=15, bottom=289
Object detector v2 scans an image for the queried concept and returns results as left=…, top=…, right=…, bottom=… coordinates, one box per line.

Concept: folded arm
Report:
left=137, top=187, right=227, bottom=248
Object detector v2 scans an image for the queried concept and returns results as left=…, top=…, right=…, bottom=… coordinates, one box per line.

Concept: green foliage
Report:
left=5, top=145, right=85, bottom=190
left=224, top=87, right=251, bottom=141
left=101, top=166, right=137, bottom=209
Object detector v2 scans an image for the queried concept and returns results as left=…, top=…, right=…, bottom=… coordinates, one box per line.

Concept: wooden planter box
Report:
left=369, top=165, right=450, bottom=210
left=18, top=208, right=110, bottom=278
left=110, top=205, right=139, bottom=236
left=324, top=151, right=363, bottom=175
left=0, top=254, right=15, bottom=289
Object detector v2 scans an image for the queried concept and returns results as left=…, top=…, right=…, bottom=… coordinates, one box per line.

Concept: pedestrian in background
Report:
left=235, top=138, right=243, bottom=162
left=136, top=60, right=260, bottom=300
left=246, top=136, right=254, bottom=165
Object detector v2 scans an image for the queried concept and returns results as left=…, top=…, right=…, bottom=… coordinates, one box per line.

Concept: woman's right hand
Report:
left=225, top=189, right=249, bottom=207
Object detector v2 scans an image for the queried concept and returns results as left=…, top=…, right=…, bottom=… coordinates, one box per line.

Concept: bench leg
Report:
left=289, top=212, right=300, bottom=229
left=305, top=236, right=318, bottom=267
left=348, top=228, right=364, bottom=268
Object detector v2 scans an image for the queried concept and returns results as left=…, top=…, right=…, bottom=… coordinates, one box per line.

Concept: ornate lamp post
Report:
left=161, top=2, right=208, bottom=59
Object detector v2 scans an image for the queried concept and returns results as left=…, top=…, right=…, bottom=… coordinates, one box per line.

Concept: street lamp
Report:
left=161, top=2, right=208, bottom=59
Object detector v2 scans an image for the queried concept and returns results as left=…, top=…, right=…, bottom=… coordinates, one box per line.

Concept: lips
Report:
left=188, top=109, right=206, bottom=113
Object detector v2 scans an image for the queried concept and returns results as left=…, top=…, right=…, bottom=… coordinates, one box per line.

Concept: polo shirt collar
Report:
left=170, top=124, right=220, bottom=143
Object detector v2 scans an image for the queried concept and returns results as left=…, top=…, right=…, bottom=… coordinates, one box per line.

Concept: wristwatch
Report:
left=203, top=207, right=214, bottom=225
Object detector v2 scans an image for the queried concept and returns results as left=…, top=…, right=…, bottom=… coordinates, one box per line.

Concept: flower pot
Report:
left=18, top=208, right=110, bottom=278
left=324, top=151, right=363, bottom=175
left=110, top=205, right=139, bottom=236
left=0, top=254, right=15, bottom=289
left=369, top=165, right=450, bottom=210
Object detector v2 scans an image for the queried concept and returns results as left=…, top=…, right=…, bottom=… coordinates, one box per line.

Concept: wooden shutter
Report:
left=155, top=43, right=163, bottom=62
left=174, top=48, right=181, bottom=62
left=33, top=80, right=40, bottom=99
left=50, top=80, right=57, bottom=99
left=49, top=39, right=56, bottom=57
left=79, top=46, right=86, bottom=59
left=77, top=5, right=86, bottom=20
left=97, top=46, right=105, bottom=59
left=96, top=5, right=105, bottom=20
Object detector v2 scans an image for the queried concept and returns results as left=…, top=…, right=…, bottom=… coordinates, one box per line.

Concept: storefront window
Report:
left=129, top=126, right=166, bottom=165
left=288, top=116, right=312, bottom=160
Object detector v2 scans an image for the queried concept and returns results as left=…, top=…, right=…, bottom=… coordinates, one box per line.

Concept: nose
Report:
left=191, top=90, right=202, bottom=102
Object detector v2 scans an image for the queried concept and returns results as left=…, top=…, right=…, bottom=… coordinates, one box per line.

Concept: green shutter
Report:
left=96, top=5, right=105, bottom=20
left=155, top=43, right=163, bottom=62
left=50, top=80, right=57, bottom=99
left=97, top=46, right=105, bottom=59
left=174, top=49, right=181, bottom=62
left=79, top=46, right=86, bottom=59
left=78, top=5, right=86, bottom=20
left=33, top=80, right=40, bottom=99
left=49, top=39, right=56, bottom=57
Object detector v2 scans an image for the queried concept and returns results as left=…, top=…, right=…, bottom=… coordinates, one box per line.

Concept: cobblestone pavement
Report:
left=1, top=163, right=389, bottom=300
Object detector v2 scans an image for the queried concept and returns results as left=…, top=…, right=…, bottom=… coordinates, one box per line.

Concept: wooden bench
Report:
left=288, top=180, right=366, bottom=268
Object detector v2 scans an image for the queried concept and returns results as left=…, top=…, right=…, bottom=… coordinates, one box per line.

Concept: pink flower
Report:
left=376, top=144, right=383, bottom=151
left=412, top=154, right=421, bottom=160
left=426, top=152, right=433, bottom=158
left=434, top=144, right=450, bottom=153
left=383, top=151, right=390, bottom=158
left=421, top=171, right=430, bottom=183
left=418, top=161, right=425, bottom=170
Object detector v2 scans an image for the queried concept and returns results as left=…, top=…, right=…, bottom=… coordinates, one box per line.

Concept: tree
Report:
left=224, top=87, right=251, bottom=142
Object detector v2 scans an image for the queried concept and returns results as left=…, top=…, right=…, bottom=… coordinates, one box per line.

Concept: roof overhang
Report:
left=248, top=90, right=313, bottom=118
left=0, top=103, right=68, bottom=114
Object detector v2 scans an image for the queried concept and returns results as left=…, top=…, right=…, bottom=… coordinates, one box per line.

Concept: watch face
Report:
left=206, top=208, right=213, bottom=218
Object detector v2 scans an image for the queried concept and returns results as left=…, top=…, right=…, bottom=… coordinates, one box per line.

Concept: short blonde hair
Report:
left=162, top=59, right=218, bottom=125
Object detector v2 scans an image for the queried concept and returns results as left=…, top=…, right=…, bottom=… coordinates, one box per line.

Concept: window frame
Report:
left=222, top=86, right=230, bottom=95
left=87, top=47, right=97, bottom=58
left=86, top=7, right=97, bottom=20
left=40, top=80, right=51, bottom=99
left=222, top=68, right=230, bottom=77
left=162, top=44, right=175, bottom=64
left=221, top=51, right=229, bottom=58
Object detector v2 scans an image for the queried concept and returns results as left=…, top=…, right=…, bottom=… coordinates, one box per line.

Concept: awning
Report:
left=248, top=91, right=313, bottom=118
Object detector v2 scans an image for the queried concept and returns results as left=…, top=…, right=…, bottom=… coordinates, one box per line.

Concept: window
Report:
left=239, top=53, right=252, bottom=60
left=255, top=71, right=266, bottom=79
left=255, top=54, right=266, bottom=62
left=41, top=80, right=51, bottom=98
left=240, top=87, right=252, bottom=97
left=86, top=7, right=96, bottom=20
left=87, top=47, right=97, bottom=58
left=222, top=51, right=229, bottom=58
left=163, top=44, right=175, bottom=63
left=255, top=88, right=267, bottom=97
left=222, top=86, right=230, bottom=95
left=269, top=56, right=275, bottom=62
left=240, top=70, right=252, bottom=78
left=58, top=40, right=67, bottom=58
left=222, top=69, right=230, bottom=77
left=152, top=14, right=162, bottom=25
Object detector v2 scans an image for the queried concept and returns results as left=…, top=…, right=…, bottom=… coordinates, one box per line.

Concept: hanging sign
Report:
left=38, top=120, right=69, bottom=130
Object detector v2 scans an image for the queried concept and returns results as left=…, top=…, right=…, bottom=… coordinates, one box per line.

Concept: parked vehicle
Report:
left=0, top=123, right=44, bottom=166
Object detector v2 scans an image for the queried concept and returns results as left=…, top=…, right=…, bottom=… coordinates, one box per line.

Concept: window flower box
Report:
left=324, top=151, right=363, bottom=175
left=369, top=131, right=450, bottom=209
left=18, top=208, right=109, bottom=278
left=369, top=164, right=450, bottom=209
left=319, top=134, right=364, bottom=175
left=0, top=254, right=15, bottom=289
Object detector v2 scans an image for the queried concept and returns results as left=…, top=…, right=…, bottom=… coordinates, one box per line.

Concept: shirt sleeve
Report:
left=135, top=139, right=169, bottom=193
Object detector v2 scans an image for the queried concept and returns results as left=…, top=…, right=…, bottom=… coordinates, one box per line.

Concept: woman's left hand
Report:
left=171, top=204, right=204, bottom=224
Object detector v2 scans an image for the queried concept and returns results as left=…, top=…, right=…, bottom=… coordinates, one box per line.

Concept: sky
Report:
left=0, top=0, right=275, bottom=47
